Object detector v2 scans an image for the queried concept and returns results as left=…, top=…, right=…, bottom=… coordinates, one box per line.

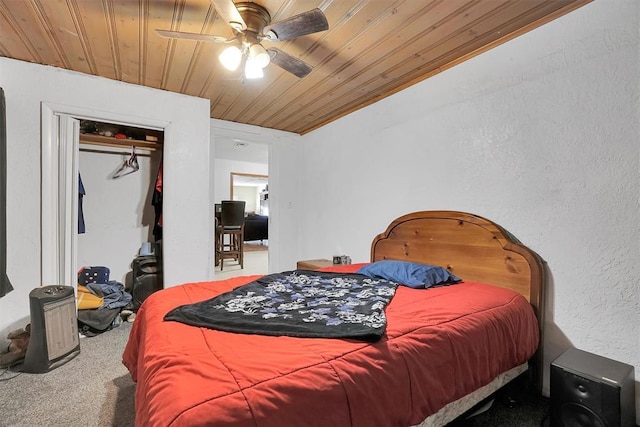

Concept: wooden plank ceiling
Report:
left=0, top=0, right=591, bottom=135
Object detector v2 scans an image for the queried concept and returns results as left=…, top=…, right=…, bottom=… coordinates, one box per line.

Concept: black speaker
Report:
left=551, top=348, right=636, bottom=427
left=131, top=256, right=163, bottom=309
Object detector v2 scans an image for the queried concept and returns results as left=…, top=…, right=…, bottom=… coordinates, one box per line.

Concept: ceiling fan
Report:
left=156, top=0, right=328, bottom=79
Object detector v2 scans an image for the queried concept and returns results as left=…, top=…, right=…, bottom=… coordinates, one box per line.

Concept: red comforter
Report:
left=122, top=264, right=539, bottom=426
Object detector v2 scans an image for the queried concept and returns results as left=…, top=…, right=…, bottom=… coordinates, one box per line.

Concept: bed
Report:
left=122, top=210, right=546, bottom=426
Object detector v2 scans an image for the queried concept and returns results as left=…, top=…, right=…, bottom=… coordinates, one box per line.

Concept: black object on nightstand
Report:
left=550, top=347, right=636, bottom=427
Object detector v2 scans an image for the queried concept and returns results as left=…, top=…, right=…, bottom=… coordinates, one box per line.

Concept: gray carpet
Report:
left=0, top=320, right=549, bottom=427
left=0, top=321, right=135, bottom=427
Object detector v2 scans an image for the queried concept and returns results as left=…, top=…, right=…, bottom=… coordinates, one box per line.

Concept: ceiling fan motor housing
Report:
left=234, top=2, right=271, bottom=36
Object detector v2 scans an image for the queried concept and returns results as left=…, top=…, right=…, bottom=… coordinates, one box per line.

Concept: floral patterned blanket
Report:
left=164, top=270, right=399, bottom=342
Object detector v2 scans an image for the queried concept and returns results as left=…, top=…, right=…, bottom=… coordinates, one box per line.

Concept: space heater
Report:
left=23, top=285, right=80, bottom=373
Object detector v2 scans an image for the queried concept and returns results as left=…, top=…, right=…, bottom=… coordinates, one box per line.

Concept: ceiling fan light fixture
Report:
left=245, top=58, right=264, bottom=79
left=219, top=45, right=242, bottom=71
left=249, top=43, right=270, bottom=68
left=229, top=21, right=244, bottom=32
left=159, top=2, right=328, bottom=80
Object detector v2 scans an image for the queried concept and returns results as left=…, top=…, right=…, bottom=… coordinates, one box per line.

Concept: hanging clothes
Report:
left=78, top=172, right=86, bottom=234
left=152, top=160, right=163, bottom=241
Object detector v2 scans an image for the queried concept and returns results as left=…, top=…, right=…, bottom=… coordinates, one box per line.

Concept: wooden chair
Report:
left=216, top=201, right=245, bottom=270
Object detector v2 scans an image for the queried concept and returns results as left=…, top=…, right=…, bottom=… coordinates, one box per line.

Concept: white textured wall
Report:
left=232, top=186, right=259, bottom=214
left=0, top=58, right=211, bottom=336
left=291, top=0, right=639, bottom=419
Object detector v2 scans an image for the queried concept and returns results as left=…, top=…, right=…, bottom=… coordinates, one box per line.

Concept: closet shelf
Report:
left=80, top=133, right=162, bottom=151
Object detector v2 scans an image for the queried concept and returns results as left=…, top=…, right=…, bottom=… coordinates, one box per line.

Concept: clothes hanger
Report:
left=112, top=146, right=139, bottom=178
left=127, top=146, right=139, bottom=171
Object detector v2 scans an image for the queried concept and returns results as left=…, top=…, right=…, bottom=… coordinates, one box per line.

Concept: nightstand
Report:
left=296, top=259, right=334, bottom=270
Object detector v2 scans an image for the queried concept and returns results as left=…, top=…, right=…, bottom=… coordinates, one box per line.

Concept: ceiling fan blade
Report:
left=210, top=0, right=246, bottom=30
left=263, top=8, right=328, bottom=41
left=267, top=47, right=312, bottom=78
left=155, top=29, right=229, bottom=43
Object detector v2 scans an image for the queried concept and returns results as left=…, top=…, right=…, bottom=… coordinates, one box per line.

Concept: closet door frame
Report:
left=43, top=113, right=79, bottom=287
left=41, top=103, right=166, bottom=288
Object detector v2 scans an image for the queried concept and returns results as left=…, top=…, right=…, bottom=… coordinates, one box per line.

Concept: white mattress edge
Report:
left=414, top=362, right=529, bottom=426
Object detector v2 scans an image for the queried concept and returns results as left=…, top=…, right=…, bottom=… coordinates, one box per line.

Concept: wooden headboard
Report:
left=371, top=211, right=546, bottom=389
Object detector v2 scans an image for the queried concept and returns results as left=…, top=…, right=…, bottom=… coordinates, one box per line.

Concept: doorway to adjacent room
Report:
left=215, top=172, right=269, bottom=279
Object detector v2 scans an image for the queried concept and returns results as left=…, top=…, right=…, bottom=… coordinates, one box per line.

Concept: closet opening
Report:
left=77, top=119, right=164, bottom=312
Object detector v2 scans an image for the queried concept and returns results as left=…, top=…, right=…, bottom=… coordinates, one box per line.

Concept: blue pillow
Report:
left=356, top=260, right=461, bottom=289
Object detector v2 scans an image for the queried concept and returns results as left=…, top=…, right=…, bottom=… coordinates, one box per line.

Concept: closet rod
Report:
left=79, top=147, right=153, bottom=157
left=79, top=133, right=162, bottom=151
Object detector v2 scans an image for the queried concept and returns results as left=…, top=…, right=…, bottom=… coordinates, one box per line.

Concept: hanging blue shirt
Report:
left=78, top=173, right=86, bottom=234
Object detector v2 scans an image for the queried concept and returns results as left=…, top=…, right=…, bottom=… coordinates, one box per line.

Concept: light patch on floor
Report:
left=214, top=250, right=268, bottom=281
